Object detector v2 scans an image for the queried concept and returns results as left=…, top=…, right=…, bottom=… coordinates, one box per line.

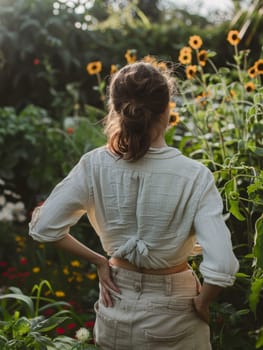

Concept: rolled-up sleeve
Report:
left=29, top=155, right=91, bottom=242
left=194, top=169, right=239, bottom=287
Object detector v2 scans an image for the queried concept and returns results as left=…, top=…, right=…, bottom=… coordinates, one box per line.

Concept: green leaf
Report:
left=248, top=146, right=263, bottom=157
left=249, top=277, right=263, bottom=314
left=0, top=294, right=34, bottom=316
left=256, top=328, right=263, bottom=349
left=253, top=215, right=263, bottom=269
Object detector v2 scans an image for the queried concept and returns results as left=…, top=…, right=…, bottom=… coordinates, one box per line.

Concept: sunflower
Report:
left=186, top=65, right=197, bottom=79
left=189, top=35, right=203, bottom=50
left=179, top=51, right=192, bottom=65
left=245, top=82, right=256, bottom=93
left=110, top=64, right=118, bottom=74
left=169, top=101, right=176, bottom=110
left=180, top=46, right=192, bottom=53
left=198, top=50, right=208, bottom=66
left=169, top=112, right=180, bottom=127
left=158, top=61, right=168, bottom=71
left=125, top=49, right=137, bottom=64
left=254, top=59, right=263, bottom=74
left=86, top=61, right=102, bottom=75
left=227, top=30, right=240, bottom=46
left=143, top=55, right=157, bottom=65
left=248, top=65, right=257, bottom=78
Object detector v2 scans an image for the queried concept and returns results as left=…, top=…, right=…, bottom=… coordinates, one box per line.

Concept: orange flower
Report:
left=227, top=30, right=240, bottom=46
left=179, top=51, right=192, bottom=65
left=186, top=65, right=197, bottom=79
left=189, top=35, right=203, bottom=50
left=230, top=89, right=236, bottom=98
left=86, top=61, right=102, bottom=75
left=254, top=59, right=263, bottom=74
left=66, top=127, right=74, bottom=135
left=125, top=49, right=137, bottom=64
left=248, top=65, right=257, bottom=78
left=110, top=64, right=118, bottom=74
left=158, top=61, right=168, bottom=71
left=245, top=82, right=256, bottom=93
left=55, top=291, right=65, bottom=298
left=198, top=50, right=208, bottom=66
left=196, top=91, right=209, bottom=106
left=180, top=46, right=192, bottom=54
left=169, top=101, right=176, bottom=110
left=143, top=55, right=157, bottom=65
left=169, top=112, right=180, bottom=127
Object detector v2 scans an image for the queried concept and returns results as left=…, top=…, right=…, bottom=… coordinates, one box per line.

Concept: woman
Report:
left=29, top=62, right=239, bottom=349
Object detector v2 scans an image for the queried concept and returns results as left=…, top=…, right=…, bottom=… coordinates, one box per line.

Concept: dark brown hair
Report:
left=104, top=62, right=174, bottom=161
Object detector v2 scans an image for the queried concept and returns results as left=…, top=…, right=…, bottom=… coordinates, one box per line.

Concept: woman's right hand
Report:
left=96, top=256, right=121, bottom=307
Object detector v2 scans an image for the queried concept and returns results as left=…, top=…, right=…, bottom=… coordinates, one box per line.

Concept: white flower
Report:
left=0, top=195, right=6, bottom=206
left=75, top=327, right=90, bottom=343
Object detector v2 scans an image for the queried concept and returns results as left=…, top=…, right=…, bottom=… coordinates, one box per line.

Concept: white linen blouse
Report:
left=29, top=146, right=239, bottom=287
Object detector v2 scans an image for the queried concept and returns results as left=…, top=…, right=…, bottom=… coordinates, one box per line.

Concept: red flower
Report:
left=43, top=308, right=55, bottom=317
left=0, top=261, right=8, bottom=267
left=56, top=327, right=65, bottom=335
left=85, top=320, right=95, bottom=328
left=67, top=323, right=77, bottom=330
left=33, top=58, right=40, bottom=65
left=66, top=127, right=74, bottom=135
left=20, top=257, right=28, bottom=265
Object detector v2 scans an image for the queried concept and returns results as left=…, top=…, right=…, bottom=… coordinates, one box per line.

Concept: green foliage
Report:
left=0, top=280, right=97, bottom=349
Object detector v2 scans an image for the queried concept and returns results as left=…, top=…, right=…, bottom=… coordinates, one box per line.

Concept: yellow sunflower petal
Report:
left=86, top=61, right=102, bottom=75
left=227, top=30, right=240, bottom=46
left=255, top=59, right=263, bottom=74
left=189, top=35, right=203, bottom=50
left=186, top=65, right=197, bottom=79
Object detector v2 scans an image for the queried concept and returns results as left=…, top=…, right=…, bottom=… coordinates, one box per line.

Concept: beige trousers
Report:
left=94, top=266, right=212, bottom=350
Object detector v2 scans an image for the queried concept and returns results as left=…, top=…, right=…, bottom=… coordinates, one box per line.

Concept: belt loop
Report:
left=165, top=275, right=172, bottom=296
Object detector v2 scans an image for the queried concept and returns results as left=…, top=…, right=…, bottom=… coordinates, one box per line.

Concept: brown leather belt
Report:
left=109, top=257, right=189, bottom=275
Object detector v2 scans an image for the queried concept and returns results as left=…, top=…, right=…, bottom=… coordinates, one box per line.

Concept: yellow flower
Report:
left=195, top=91, right=209, bottom=106
left=71, top=260, right=81, bottom=267
left=86, top=61, right=102, bottom=75
left=169, top=112, right=180, bottom=127
left=158, top=61, right=168, bottom=71
left=55, top=291, right=65, bottom=298
left=169, top=101, right=176, bottom=110
left=76, top=274, right=84, bottom=283
left=143, top=55, right=157, bottom=65
left=38, top=243, right=45, bottom=249
left=63, top=267, right=70, bottom=275
left=227, top=30, right=240, bottom=46
left=110, top=64, right=118, bottom=74
left=186, top=65, right=197, bottom=79
left=125, top=49, right=137, bottom=64
left=179, top=51, right=192, bottom=65
left=230, top=89, right=236, bottom=98
left=32, top=267, right=40, bottom=273
left=245, top=82, right=256, bottom=93
left=189, top=35, right=203, bottom=50
left=254, top=59, right=263, bottom=74
left=248, top=65, right=257, bottom=78
left=198, top=50, right=208, bottom=66
left=86, top=272, right=97, bottom=280
left=180, top=46, right=192, bottom=53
